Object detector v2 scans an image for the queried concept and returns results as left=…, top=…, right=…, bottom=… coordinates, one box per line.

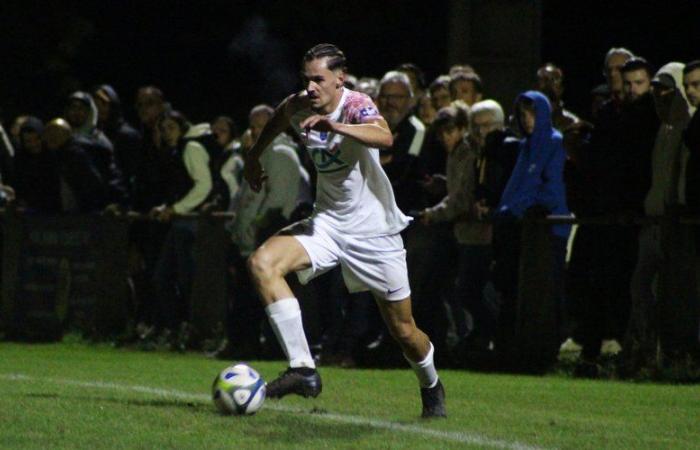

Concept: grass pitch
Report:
left=0, top=341, right=698, bottom=449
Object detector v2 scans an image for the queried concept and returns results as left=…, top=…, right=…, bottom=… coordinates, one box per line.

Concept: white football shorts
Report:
left=283, top=216, right=411, bottom=301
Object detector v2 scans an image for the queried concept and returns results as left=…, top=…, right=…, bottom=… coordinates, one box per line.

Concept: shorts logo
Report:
left=310, top=144, right=348, bottom=173
left=386, top=287, right=402, bottom=296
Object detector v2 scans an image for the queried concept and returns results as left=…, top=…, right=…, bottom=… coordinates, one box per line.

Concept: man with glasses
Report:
left=376, top=71, right=427, bottom=214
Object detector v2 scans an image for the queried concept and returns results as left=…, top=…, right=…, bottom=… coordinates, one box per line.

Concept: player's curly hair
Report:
left=303, top=43, right=347, bottom=72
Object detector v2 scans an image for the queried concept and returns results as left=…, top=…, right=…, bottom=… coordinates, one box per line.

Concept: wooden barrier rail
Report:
left=1, top=209, right=697, bottom=370
left=0, top=209, right=230, bottom=341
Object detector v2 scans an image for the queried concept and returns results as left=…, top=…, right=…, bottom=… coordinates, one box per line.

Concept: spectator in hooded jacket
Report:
left=14, top=117, right=59, bottom=212
left=41, top=118, right=106, bottom=213
left=497, top=92, right=570, bottom=233
left=94, top=84, right=143, bottom=196
left=65, top=91, right=128, bottom=207
left=494, top=91, right=571, bottom=368
left=65, top=91, right=113, bottom=152
left=624, top=62, right=697, bottom=374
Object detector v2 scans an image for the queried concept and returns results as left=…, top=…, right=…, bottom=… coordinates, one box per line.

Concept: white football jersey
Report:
left=290, top=88, right=410, bottom=237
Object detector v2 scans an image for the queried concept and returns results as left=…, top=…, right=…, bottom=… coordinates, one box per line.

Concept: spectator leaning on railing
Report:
left=420, top=105, right=494, bottom=353
left=41, top=118, right=107, bottom=213
left=14, top=117, right=61, bottom=212
left=494, top=91, right=571, bottom=367
left=149, top=110, right=215, bottom=346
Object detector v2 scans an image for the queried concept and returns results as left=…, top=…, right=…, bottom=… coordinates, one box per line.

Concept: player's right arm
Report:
left=244, top=93, right=308, bottom=192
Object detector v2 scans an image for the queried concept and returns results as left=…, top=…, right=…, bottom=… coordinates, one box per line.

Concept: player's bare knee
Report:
left=389, top=321, right=416, bottom=346
left=247, top=249, right=279, bottom=282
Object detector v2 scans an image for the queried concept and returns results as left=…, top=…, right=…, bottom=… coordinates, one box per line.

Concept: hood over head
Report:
left=94, top=84, right=124, bottom=126
left=514, top=90, right=560, bottom=155
left=652, top=62, right=694, bottom=124
left=19, top=116, right=44, bottom=135
left=67, top=91, right=98, bottom=136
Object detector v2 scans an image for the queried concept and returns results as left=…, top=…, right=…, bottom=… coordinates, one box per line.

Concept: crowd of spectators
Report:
left=1, top=46, right=699, bottom=378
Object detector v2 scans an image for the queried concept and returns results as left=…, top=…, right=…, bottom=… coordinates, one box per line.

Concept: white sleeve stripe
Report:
left=407, top=115, right=426, bottom=157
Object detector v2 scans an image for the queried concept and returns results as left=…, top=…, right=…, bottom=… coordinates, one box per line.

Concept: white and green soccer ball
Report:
left=212, top=363, right=266, bottom=415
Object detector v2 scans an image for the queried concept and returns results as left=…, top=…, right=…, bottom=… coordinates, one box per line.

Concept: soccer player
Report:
left=243, top=43, right=446, bottom=418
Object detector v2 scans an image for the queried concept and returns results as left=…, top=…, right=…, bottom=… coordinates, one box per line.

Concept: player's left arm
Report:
left=299, top=116, right=393, bottom=149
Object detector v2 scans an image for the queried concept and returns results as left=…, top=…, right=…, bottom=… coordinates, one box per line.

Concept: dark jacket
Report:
left=684, top=110, right=700, bottom=213
left=75, top=135, right=129, bottom=207
left=96, top=84, right=143, bottom=194
left=615, top=93, right=659, bottom=213
left=14, top=118, right=61, bottom=212
left=475, top=128, right=520, bottom=208
left=131, top=125, right=169, bottom=212
left=577, top=93, right=659, bottom=216
left=497, top=91, right=570, bottom=238
left=381, top=114, right=428, bottom=212
left=162, top=124, right=215, bottom=213
left=56, top=138, right=107, bottom=213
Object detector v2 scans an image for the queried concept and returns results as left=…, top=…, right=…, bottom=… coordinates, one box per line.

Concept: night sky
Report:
left=1, top=1, right=698, bottom=128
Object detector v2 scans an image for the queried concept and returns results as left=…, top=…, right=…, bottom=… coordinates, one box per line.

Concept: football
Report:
left=212, top=363, right=266, bottom=415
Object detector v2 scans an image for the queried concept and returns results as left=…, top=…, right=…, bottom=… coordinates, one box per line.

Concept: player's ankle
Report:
left=290, top=366, right=317, bottom=376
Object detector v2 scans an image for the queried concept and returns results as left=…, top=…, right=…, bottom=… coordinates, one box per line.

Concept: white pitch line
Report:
left=1, top=373, right=549, bottom=450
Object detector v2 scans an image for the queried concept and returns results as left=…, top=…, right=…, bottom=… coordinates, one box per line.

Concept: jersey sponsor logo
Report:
left=359, top=106, right=378, bottom=118
left=310, top=144, right=348, bottom=173
left=319, top=131, right=329, bottom=141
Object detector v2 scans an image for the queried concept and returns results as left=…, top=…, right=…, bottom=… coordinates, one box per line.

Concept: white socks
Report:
left=265, top=298, right=316, bottom=369
left=405, top=342, right=439, bottom=388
